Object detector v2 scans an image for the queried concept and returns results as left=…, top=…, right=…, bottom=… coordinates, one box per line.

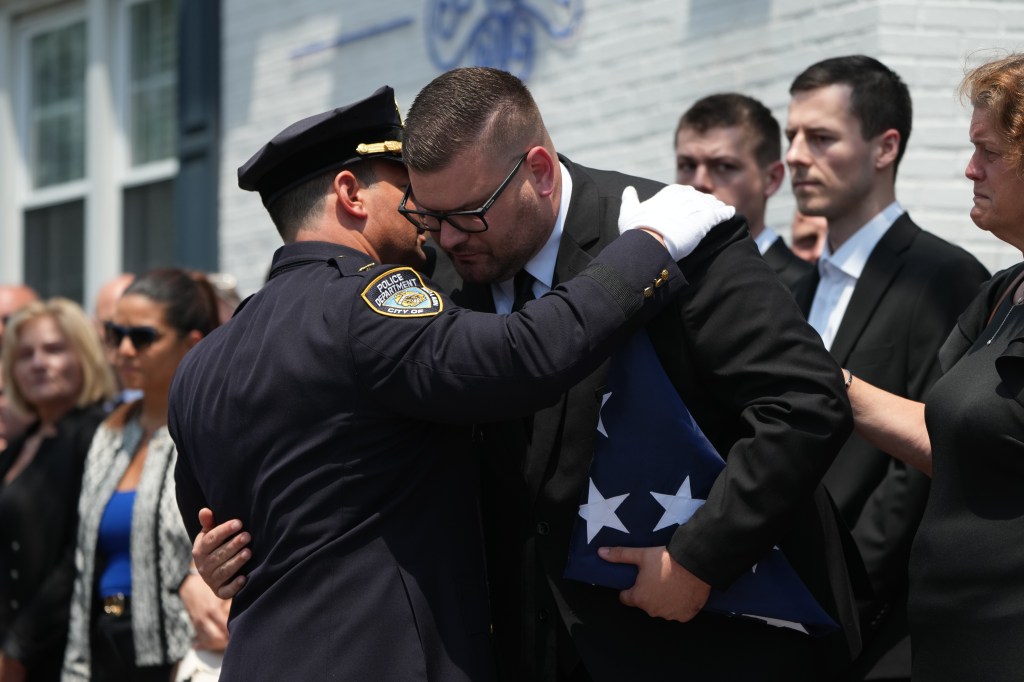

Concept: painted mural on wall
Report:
left=425, top=0, right=584, bottom=80
left=289, top=2, right=585, bottom=82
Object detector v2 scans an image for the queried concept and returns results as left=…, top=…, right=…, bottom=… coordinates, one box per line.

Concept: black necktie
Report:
left=512, top=270, right=536, bottom=312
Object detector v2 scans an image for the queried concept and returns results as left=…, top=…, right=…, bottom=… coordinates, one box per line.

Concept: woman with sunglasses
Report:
left=0, top=299, right=115, bottom=682
left=62, top=269, right=224, bottom=682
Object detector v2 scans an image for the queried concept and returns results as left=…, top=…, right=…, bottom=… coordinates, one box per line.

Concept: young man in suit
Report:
left=400, top=66, right=858, bottom=681
left=785, top=55, right=990, bottom=679
left=675, top=93, right=812, bottom=288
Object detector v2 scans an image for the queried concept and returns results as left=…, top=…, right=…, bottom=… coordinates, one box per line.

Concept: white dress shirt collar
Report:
left=817, top=201, right=904, bottom=281
left=753, top=225, right=780, bottom=256
left=807, top=201, right=903, bottom=350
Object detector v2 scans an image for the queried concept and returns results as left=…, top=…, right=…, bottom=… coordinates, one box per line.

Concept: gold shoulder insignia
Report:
left=355, top=140, right=402, bottom=155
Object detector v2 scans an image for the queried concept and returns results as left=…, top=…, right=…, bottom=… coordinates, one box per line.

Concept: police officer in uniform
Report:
left=168, top=86, right=733, bottom=681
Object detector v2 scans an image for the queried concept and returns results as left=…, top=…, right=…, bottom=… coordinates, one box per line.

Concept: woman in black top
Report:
left=848, top=54, right=1024, bottom=681
left=0, top=299, right=114, bottom=682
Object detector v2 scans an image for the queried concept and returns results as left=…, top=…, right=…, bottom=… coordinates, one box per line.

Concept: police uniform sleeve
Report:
left=341, top=229, right=684, bottom=424
left=169, top=359, right=209, bottom=541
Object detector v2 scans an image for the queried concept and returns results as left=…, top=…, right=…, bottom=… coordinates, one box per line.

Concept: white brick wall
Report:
left=221, top=0, right=1024, bottom=294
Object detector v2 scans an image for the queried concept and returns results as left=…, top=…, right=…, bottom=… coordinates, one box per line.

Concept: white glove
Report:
left=617, top=185, right=735, bottom=261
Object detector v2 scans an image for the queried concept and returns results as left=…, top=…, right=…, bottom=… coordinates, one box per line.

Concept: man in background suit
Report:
left=402, top=67, right=858, bottom=681
left=675, top=93, right=812, bottom=288
left=785, top=55, right=990, bottom=679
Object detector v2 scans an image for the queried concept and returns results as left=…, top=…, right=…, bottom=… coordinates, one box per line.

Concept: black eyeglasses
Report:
left=104, top=322, right=162, bottom=350
left=398, top=151, right=530, bottom=234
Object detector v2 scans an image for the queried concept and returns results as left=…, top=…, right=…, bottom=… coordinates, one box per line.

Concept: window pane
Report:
left=24, top=200, right=86, bottom=303
left=130, top=0, right=177, bottom=165
left=29, top=22, right=86, bottom=188
left=123, top=179, right=176, bottom=273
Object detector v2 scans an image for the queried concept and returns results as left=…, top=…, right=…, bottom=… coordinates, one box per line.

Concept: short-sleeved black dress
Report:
left=910, top=262, right=1024, bottom=681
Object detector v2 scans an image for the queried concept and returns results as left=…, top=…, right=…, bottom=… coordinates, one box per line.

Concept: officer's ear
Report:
left=332, top=169, right=368, bottom=219
left=182, top=329, right=203, bottom=351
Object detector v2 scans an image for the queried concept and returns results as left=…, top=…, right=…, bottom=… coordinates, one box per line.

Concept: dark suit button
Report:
left=9, top=599, right=18, bottom=609
left=536, top=521, right=549, bottom=536
left=10, top=541, right=19, bottom=552
left=9, top=570, right=17, bottom=580
left=537, top=608, right=549, bottom=622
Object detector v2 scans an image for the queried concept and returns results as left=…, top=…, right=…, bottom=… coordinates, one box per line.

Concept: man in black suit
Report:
left=785, top=55, right=990, bottom=679
left=168, top=86, right=728, bottom=681
left=675, top=93, right=812, bottom=288
left=400, top=67, right=858, bottom=681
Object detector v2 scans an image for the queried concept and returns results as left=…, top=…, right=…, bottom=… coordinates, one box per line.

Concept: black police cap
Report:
left=238, top=85, right=404, bottom=208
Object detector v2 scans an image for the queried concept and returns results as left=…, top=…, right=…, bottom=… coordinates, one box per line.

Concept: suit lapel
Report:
left=522, top=159, right=608, bottom=495
left=828, top=214, right=918, bottom=364
left=792, top=267, right=821, bottom=317
left=551, top=157, right=604, bottom=287
left=762, top=238, right=787, bottom=274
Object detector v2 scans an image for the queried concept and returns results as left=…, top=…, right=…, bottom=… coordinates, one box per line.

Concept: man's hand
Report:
left=618, top=185, right=735, bottom=261
left=193, top=508, right=251, bottom=599
left=599, top=545, right=711, bottom=622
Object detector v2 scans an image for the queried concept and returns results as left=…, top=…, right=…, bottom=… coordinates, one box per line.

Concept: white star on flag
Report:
left=596, top=392, right=613, bottom=437
left=650, top=475, right=705, bottom=531
left=578, top=479, right=630, bottom=542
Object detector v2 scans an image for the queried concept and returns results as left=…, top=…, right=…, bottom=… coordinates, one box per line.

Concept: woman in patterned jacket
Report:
left=62, top=269, right=224, bottom=682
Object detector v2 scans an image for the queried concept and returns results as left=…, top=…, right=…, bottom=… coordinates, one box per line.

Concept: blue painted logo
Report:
left=425, top=0, right=584, bottom=80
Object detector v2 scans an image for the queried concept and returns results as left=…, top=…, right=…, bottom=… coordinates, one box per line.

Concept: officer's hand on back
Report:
left=618, top=185, right=735, bottom=261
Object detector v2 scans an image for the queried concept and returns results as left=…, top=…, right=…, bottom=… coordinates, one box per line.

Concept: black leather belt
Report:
left=102, top=593, right=129, bottom=617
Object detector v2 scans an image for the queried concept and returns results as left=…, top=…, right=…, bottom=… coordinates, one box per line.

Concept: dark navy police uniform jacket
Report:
left=168, top=230, right=683, bottom=681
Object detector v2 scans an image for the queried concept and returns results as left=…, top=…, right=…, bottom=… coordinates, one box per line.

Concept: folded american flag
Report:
left=563, top=330, right=838, bottom=635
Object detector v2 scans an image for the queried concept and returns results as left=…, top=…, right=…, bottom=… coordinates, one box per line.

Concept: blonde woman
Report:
left=0, top=299, right=115, bottom=682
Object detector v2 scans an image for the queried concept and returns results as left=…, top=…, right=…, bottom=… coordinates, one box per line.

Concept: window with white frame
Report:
left=128, top=0, right=176, bottom=166
left=121, top=0, right=178, bottom=275
left=13, top=0, right=181, bottom=302
left=29, top=20, right=87, bottom=188
left=20, top=12, right=88, bottom=302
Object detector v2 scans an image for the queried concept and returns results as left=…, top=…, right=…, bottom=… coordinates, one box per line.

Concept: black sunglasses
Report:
left=398, top=151, right=530, bottom=234
left=104, top=322, right=162, bottom=350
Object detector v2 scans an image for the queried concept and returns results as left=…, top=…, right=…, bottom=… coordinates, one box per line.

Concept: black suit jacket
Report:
left=0, top=406, right=103, bottom=679
left=763, top=235, right=813, bottom=290
left=462, top=158, right=859, bottom=681
left=791, top=214, right=989, bottom=676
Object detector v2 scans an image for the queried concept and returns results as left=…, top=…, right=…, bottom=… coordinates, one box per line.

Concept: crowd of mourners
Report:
left=3, top=49, right=1024, bottom=682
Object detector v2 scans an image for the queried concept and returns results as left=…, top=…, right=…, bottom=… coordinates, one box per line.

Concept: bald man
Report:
left=92, top=274, right=136, bottom=395
left=92, top=273, right=135, bottom=338
left=0, top=284, right=40, bottom=450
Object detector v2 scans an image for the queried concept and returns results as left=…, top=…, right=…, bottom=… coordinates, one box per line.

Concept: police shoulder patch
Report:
left=360, top=267, right=444, bottom=318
